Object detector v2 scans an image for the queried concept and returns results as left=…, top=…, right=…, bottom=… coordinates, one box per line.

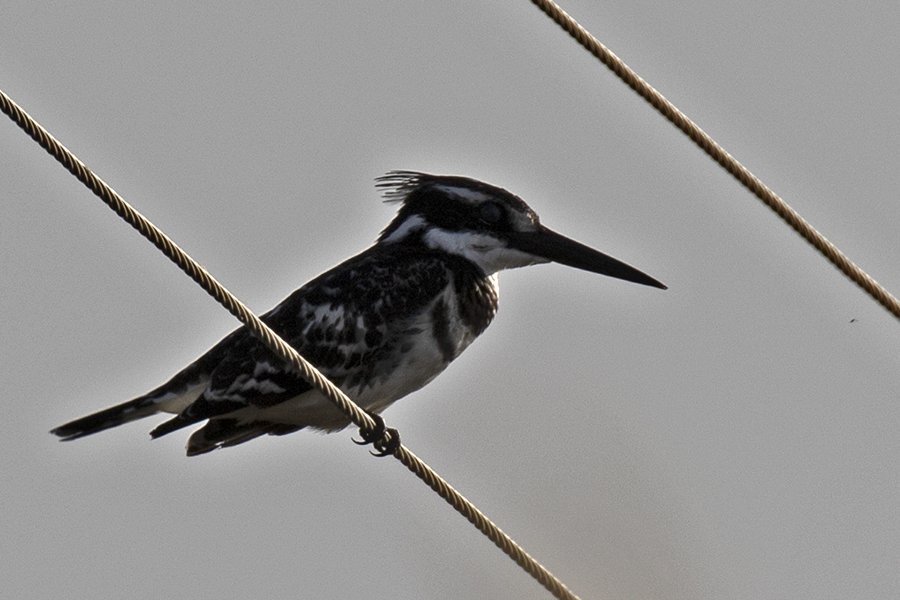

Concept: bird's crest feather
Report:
left=376, top=170, right=434, bottom=204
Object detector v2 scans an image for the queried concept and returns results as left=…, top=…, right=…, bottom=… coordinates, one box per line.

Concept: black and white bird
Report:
left=52, top=171, right=665, bottom=455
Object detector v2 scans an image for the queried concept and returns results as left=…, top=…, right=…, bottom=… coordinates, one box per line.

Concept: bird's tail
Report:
left=51, top=382, right=206, bottom=441
left=51, top=396, right=164, bottom=441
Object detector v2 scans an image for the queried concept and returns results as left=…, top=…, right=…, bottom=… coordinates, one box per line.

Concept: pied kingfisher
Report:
left=52, top=171, right=665, bottom=455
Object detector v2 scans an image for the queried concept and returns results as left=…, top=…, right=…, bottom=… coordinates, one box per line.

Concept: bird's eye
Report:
left=479, top=201, right=503, bottom=224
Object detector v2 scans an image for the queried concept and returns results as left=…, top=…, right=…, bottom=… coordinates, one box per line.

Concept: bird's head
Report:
left=376, top=170, right=665, bottom=289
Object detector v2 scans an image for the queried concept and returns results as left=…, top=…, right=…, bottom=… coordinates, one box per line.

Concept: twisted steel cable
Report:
left=530, top=0, right=900, bottom=321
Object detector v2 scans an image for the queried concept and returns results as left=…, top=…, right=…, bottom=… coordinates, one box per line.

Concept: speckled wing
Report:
left=148, top=245, right=463, bottom=446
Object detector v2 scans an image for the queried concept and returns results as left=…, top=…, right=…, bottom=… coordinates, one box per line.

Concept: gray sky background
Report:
left=3, top=2, right=899, bottom=599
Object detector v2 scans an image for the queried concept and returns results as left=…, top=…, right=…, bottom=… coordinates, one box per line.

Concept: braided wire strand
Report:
left=530, top=0, right=900, bottom=321
left=0, top=89, right=376, bottom=434
left=396, top=446, right=579, bottom=600
left=0, top=88, right=579, bottom=600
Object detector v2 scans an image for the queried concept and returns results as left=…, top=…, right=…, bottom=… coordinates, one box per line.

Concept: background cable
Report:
left=530, top=0, right=900, bottom=321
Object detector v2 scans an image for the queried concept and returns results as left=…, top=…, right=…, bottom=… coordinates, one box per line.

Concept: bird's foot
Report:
left=353, top=412, right=400, bottom=457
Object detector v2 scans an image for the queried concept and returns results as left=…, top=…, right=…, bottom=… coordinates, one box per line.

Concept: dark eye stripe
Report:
left=479, top=201, right=503, bottom=224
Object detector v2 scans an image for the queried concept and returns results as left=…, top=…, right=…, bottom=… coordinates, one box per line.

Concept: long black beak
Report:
left=507, top=226, right=666, bottom=289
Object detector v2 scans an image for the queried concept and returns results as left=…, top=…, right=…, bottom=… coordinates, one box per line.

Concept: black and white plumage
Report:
left=52, top=171, right=665, bottom=455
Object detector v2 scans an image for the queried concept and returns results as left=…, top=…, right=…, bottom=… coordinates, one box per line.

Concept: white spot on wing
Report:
left=253, top=361, right=279, bottom=377
left=156, top=382, right=207, bottom=415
